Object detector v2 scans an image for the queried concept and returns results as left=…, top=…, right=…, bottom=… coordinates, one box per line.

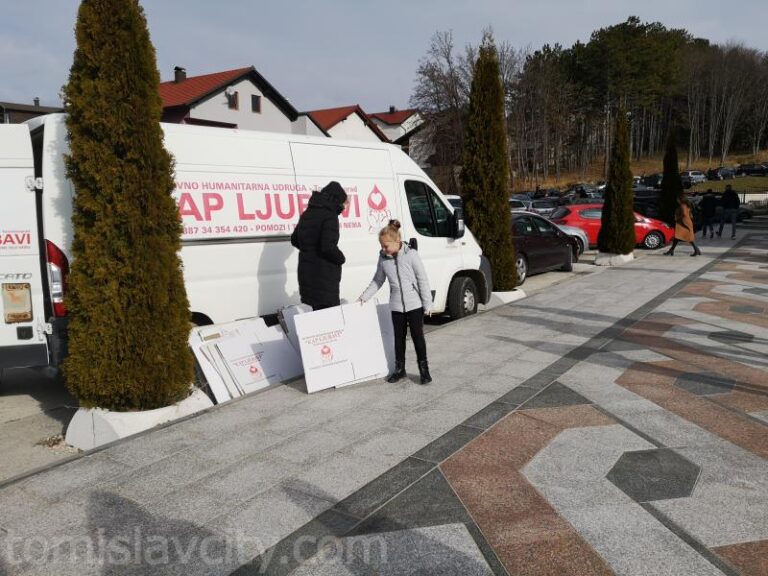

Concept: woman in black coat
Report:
left=290, top=181, right=348, bottom=310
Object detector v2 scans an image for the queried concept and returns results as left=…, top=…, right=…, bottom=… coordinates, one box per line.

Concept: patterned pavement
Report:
left=1, top=226, right=766, bottom=576
left=270, top=232, right=768, bottom=576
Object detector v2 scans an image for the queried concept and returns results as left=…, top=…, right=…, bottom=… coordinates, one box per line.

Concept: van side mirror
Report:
left=408, top=237, right=419, bottom=250
left=452, top=209, right=466, bottom=239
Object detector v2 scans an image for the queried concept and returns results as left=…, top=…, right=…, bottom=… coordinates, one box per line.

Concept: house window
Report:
left=251, top=95, right=261, bottom=113
left=228, top=91, right=239, bottom=110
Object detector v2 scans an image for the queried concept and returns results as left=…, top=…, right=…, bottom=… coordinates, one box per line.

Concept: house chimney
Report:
left=33, top=97, right=40, bottom=107
left=174, top=66, right=186, bottom=83
left=389, top=105, right=395, bottom=114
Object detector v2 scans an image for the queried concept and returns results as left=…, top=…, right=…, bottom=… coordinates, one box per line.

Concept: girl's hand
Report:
left=424, top=309, right=432, bottom=317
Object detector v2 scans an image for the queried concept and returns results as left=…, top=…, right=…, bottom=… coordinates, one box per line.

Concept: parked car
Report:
left=554, top=223, right=589, bottom=256
left=568, top=183, right=600, bottom=198
left=640, top=173, right=664, bottom=189
left=632, top=186, right=660, bottom=200
left=530, top=199, right=560, bottom=217
left=445, top=195, right=463, bottom=210
left=681, top=170, right=707, bottom=185
left=637, top=196, right=703, bottom=232
left=550, top=203, right=674, bottom=249
left=509, top=198, right=533, bottom=211
left=736, top=163, right=767, bottom=176
left=707, top=167, right=735, bottom=180
left=511, top=212, right=579, bottom=286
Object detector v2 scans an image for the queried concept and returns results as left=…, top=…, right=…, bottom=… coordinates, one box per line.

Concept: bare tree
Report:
left=410, top=30, right=471, bottom=169
left=719, top=44, right=752, bottom=163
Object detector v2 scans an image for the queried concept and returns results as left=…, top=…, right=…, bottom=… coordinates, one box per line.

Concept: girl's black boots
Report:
left=387, top=362, right=406, bottom=383
left=418, top=360, right=432, bottom=385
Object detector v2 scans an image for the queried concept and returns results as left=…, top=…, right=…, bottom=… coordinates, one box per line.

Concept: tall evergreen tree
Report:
left=659, top=129, right=684, bottom=226
left=598, top=109, right=636, bottom=255
left=461, top=33, right=516, bottom=289
left=62, top=0, right=193, bottom=410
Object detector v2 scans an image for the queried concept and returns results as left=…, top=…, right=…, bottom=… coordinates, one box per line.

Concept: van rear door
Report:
left=0, top=124, right=48, bottom=368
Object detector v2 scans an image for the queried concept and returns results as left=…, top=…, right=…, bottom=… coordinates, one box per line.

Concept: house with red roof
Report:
left=370, top=107, right=431, bottom=168
left=306, top=105, right=389, bottom=143
left=159, top=66, right=327, bottom=136
left=369, top=107, right=423, bottom=144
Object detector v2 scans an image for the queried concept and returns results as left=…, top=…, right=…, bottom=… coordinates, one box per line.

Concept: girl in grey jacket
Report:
left=359, top=220, right=433, bottom=384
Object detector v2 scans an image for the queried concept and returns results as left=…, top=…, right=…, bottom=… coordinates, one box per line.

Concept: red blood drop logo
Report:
left=367, top=186, right=386, bottom=211
left=321, top=345, right=332, bottom=357
left=249, top=365, right=259, bottom=374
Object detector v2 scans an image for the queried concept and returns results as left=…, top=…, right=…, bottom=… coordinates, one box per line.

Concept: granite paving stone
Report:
left=290, top=524, right=494, bottom=576
left=412, top=425, right=483, bottom=464
left=339, top=427, right=434, bottom=465
left=606, top=448, right=700, bottom=502
left=286, top=452, right=399, bottom=503
left=333, top=458, right=433, bottom=520
left=519, top=382, right=591, bottom=409
left=461, top=402, right=517, bottom=430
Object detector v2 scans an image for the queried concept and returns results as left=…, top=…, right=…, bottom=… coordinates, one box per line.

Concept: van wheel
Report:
left=448, top=276, right=478, bottom=319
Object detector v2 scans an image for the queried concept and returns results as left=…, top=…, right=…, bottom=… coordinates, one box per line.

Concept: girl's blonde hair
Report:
left=379, top=219, right=402, bottom=243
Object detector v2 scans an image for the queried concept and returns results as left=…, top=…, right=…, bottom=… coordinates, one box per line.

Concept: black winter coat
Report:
left=290, top=182, right=347, bottom=310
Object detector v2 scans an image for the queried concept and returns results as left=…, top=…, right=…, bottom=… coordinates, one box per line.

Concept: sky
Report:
left=2, top=1, right=766, bottom=114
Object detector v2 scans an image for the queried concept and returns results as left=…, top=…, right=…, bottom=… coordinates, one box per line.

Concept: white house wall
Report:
left=292, top=116, right=327, bottom=137
left=327, top=113, right=381, bottom=142
left=371, top=121, right=403, bottom=142
left=189, top=78, right=293, bottom=133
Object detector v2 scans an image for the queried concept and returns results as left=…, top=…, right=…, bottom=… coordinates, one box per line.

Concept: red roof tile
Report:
left=370, top=109, right=418, bottom=125
left=306, top=106, right=359, bottom=131
left=306, top=105, right=389, bottom=142
left=159, top=67, right=253, bottom=107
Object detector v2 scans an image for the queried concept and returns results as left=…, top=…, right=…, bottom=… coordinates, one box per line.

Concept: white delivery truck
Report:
left=0, top=114, right=492, bottom=371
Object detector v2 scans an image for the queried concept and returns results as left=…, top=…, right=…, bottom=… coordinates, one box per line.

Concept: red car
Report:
left=550, top=203, right=674, bottom=249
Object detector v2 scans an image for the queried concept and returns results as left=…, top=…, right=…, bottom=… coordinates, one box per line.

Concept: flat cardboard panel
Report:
left=296, top=302, right=388, bottom=393
left=190, top=317, right=302, bottom=403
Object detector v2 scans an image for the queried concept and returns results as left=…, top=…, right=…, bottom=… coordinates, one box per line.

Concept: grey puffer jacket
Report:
left=360, top=243, right=432, bottom=313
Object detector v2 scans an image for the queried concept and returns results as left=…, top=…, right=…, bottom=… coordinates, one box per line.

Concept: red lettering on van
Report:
left=274, top=194, right=296, bottom=220
left=341, top=195, right=360, bottom=219
left=255, top=195, right=272, bottom=220
left=237, top=193, right=255, bottom=220
left=0, top=233, right=31, bottom=246
left=202, top=193, right=224, bottom=220
left=178, top=193, right=203, bottom=221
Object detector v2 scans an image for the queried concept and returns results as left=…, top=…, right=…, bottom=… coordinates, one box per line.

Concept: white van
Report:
left=0, top=114, right=492, bottom=370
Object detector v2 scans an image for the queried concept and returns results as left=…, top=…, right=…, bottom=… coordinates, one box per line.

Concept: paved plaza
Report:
left=0, top=223, right=767, bottom=575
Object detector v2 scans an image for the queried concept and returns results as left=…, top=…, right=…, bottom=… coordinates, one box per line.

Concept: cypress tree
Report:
left=597, top=109, right=635, bottom=255
left=659, top=128, right=683, bottom=226
left=460, top=33, right=516, bottom=290
left=62, top=0, right=193, bottom=410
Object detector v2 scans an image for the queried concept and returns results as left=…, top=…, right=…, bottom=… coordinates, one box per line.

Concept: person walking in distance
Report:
left=700, top=190, right=717, bottom=239
left=717, top=184, right=740, bottom=240
left=290, top=181, right=348, bottom=310
left=359, top=220, right=433, bottom=384
left=664, top=195, right=701, bottom=257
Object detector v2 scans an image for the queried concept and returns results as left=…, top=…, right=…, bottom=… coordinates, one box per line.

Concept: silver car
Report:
left=554, top=223, right=588, bottom=256
left=509, top=198, right=532, bottom=211
left=530, top=199, right=559, bottom=218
